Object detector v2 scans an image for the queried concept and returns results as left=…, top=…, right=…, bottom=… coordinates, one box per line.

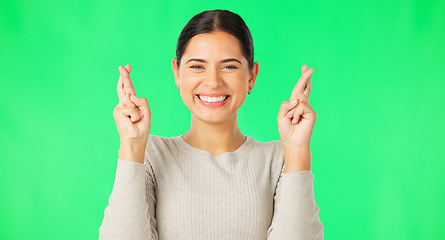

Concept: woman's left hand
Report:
left=277, top=64, right=316, bottom=156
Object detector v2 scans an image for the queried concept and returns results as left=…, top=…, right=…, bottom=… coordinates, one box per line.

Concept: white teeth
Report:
left=198, top=95, right=227, bottom=103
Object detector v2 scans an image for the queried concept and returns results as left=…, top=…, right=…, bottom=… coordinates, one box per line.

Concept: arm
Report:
left=266, top=161, right=324, bottom=240
left=101, top=64, right=156, bottom=239
left=272, top=64, right=323, bottom=238
left=98, top=147, right=158, bottom=239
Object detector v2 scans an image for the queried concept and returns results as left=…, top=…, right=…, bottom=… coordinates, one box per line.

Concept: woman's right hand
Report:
left=113, top=64, right=151, bottom=145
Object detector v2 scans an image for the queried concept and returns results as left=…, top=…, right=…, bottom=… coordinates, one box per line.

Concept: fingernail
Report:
left=290, top=100, right=298, bottom=104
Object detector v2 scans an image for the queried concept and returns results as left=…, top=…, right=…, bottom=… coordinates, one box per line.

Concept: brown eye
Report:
left=223, top=65, right=238, bottom=70
left=191, top=65, right=204, bottom=69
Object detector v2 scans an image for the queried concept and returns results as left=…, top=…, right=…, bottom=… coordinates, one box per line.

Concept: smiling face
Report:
left=172, top=30, right=259, bottom=124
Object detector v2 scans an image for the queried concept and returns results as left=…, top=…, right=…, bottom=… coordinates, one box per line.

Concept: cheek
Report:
left=230, top=72, right=249, bottom=91
left=180, top=71, right=201, bottom=89
left=179, top=72, right=200, bottom=104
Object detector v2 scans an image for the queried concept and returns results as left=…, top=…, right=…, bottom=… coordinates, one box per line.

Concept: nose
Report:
left=202, top=67, right=223, bottom=88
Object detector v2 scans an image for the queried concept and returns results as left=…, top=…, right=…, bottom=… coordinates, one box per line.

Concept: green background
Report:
left=1, top=0, right=444, bottom=239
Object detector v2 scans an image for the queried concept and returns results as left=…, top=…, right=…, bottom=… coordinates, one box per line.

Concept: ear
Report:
left=248, top=62, right=259, bottom=90
left=171, top=58, right=180, bottom=87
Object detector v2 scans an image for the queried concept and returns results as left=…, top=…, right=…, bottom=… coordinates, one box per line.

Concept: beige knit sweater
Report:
left=99, top=135, right=324, bottom=239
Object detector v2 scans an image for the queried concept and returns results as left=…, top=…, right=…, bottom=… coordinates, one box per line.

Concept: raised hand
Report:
left=277, top=64, right=316, bottom=156
left=113, top=64, right=151, bottom=144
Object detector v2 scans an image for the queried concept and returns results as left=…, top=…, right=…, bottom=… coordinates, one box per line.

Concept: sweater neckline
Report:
left=171, top=135, right=255, bottom=160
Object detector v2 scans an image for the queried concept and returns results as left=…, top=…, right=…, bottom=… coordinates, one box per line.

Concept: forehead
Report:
left=182, top=31, right=245, bottom=62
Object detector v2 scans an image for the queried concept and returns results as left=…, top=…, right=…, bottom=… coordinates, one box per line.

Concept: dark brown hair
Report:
left=176, top=9, right=254, bottom=70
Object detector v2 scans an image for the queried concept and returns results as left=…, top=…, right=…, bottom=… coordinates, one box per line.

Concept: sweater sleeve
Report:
left=266, top=163, right=324, bottom=239
left=98, top=158, right=158, bottom=240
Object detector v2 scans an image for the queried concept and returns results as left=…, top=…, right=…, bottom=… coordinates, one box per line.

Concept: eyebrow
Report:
left=185, top=58, right=242, bottom=65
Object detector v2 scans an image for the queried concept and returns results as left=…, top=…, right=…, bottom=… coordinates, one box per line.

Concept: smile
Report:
left=198, top=95, right=229, bottom=103
left=196, top=94, right=230, bottom=107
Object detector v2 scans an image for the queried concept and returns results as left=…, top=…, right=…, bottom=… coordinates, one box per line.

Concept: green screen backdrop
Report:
left=1, top=0, right=444, bottom=239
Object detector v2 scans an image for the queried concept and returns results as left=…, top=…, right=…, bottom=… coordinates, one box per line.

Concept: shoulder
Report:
left=248, top=136, right=284, bottom=159
left=146, top=134, right=174, bottom=147
left=247, top=137, right=285, bottom=179
left=143, top=135, right=181, bottom=165
left=144, top=135, right=180, bottom=155
left=251, top=138, right=285, bottom=172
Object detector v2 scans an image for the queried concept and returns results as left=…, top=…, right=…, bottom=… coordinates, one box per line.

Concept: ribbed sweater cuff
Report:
left=278, top=170, right=316, bottom=218
left=115, top=159, right=145, bottom=187
left=99, top=159, right=150, bottom=239
left=274, top=170, right=323, bottom=239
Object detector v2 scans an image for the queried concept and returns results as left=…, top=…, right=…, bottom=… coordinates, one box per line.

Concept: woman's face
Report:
left=172, top=31, right=259, bottom=124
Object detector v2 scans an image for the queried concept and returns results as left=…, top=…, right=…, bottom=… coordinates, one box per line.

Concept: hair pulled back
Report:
left=176, top=9, right=254, bottom=70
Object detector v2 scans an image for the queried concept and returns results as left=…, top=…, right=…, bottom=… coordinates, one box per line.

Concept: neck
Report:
left=182, top=114, right=246, bottom=156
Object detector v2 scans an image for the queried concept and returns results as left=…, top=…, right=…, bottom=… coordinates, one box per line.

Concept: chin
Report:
left=193, top=112, right=236, bottom=125
left=200, top=116, right=228, bottom=124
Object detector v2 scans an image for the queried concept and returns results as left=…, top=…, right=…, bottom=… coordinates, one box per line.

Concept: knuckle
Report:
left=296, top=103, right=303, bottom=111
left=113, top=106, right=121, bottom=117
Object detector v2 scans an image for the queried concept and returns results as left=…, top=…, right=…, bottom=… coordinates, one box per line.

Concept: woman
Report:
left=99, top=9, right=323, bottom=240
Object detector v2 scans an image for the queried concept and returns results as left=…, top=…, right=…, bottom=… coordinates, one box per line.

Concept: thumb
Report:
left=278, top=99, right=299, bottom=118
left=130, top=94, right=150, bottom=116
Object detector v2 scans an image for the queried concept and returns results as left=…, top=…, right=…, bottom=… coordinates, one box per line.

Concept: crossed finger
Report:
left=289, top=64, right=313, bottom=102
left=117, top=64, right=131, bottom=101
left=119, top=64, right=136, bottom=96
left=116, top=64, right=136, bottom=107
left=302, top=65, right=311, bottom=96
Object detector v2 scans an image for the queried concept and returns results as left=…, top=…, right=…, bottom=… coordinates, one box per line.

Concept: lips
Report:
left=197, top=95, right=229, bottom=103
left=196, top=93, right=229, bottom=101
left=196, top=93, right=230, bottom=106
